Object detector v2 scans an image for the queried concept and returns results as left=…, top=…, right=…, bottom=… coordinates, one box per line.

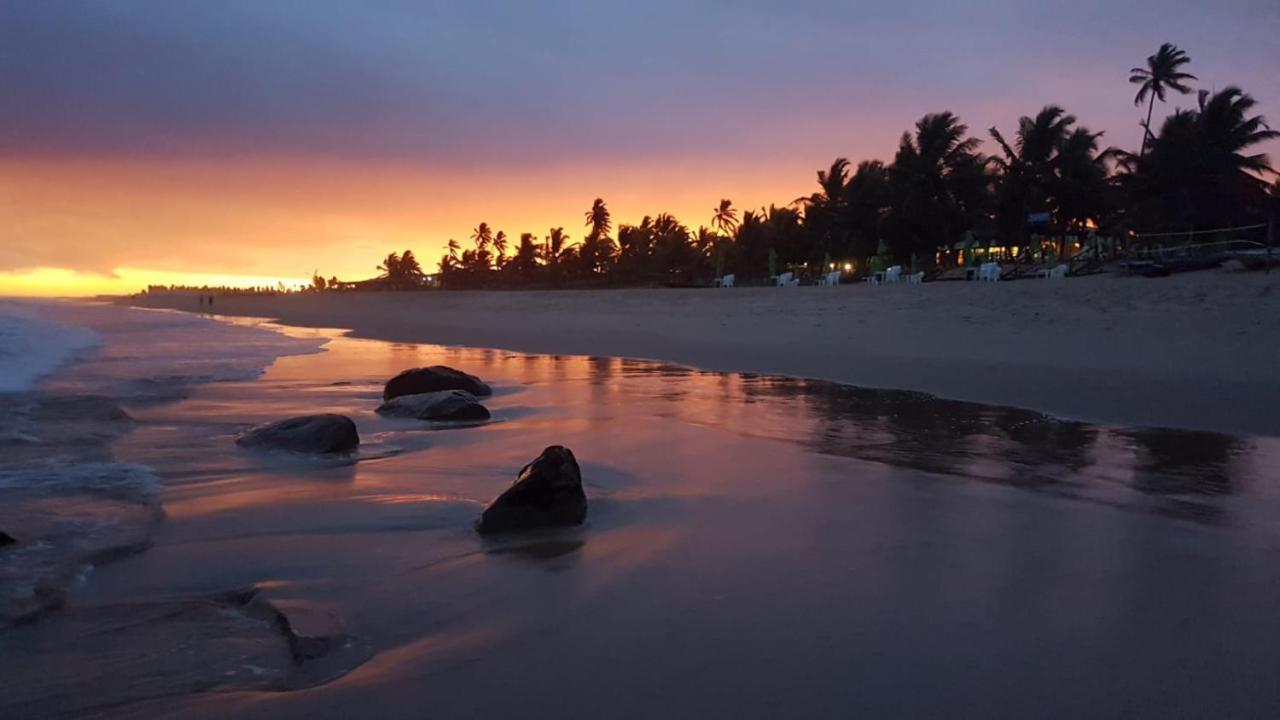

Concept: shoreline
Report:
left=130, top=271, right=1280, bottom=437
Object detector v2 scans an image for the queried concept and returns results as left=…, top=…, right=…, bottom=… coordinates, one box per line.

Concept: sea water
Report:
left=0, top=300, right=323, bottom=622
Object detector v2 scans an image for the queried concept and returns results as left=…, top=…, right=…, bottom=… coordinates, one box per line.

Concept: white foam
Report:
left=0, top=304, right=101, bottom=393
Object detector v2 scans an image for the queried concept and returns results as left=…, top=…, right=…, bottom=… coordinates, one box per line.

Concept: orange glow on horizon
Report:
left=0, top=153, right=837, bottom=297
left=0, top=266, right=311, bottom=298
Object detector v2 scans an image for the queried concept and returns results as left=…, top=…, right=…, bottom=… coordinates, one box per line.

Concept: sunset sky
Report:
left=2, top=1, right=1277, bottom=296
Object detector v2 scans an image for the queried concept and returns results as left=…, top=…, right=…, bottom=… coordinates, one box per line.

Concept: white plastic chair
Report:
left=979, top=262, right=1002, bottom=282
left=776, top=272, right=794, bottom=287
left=883, top=265, right=902, bottom=284
left=1041, top=265, right=1067, bottom=280
left=821, top=270, right=841, bottom=286
left=720, top=274, right=735, bottom=288
left=907, top=272, right=924, bottom=284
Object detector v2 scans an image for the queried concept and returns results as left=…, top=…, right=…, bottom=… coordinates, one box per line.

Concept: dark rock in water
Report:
left=476, top=446, right=587, bottom=535
left=0, top=531, right=15, bottom=547
left=377, top=390, right=491, bottom=421
left=384, top=365, right=492, bottom=401
left=236, top=414, right=359, bottom=454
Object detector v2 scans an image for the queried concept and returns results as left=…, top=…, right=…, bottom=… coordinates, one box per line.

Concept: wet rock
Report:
left=0, top=531, right=15, bottom=547
left=376, top=390, right=491, bottom=421
left=236, top=414, right=359, bottom=454
left=383, top=366, right=492, bottom=401
left=476, top=446, right=587, bottom=535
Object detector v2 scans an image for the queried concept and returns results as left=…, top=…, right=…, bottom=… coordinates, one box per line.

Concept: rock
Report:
left=236, top=414, right=359, bottom=454
left=0, top=531, right=15, bottom=547
left=476, top=446, right=587, bottom=535
left=383, top=366, right=492, bottom=401
left=376, top=390, right=490, bottom=421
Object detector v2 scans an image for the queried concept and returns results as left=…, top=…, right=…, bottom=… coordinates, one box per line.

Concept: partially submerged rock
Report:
left=0, top=531, right=15, bottom=547
left=236, top=414, right=359, bottom=454
left=376, top=390, right=491, bottom=421
left=383, top=366, right=492, bottom=401
left=476, top=446, right=587, bottom=535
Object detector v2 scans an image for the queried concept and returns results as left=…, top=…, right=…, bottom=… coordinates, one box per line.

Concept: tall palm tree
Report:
left=493, top=231, right=508, bottom=268
left=580, top=198, right=615, bottom=276
left=711, top=199, right=739, bottom=236
left=471, top=223, right=493, bottom=251
left=887, top=112, right=988, bottom=263
left=1130, top=43, right=1196, bottom=156
left=584, top=198, right=612, bottom=238
left=446, top=238, right=461, bottom=262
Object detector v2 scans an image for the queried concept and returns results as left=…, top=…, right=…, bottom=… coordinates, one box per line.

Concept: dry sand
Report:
left=134, top=271, right=1280, bottom=436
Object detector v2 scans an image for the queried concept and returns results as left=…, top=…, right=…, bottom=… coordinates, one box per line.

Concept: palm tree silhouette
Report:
left=711, top=199, right=739, bottom=236
left=580, top=198, right=614, bottom=275
left=1121, top=86, right=1277, bottom=229
left=493, top=230, right=508, bottom=268
left=1130, top=43, right=1196, bottom=156
left=584, top=198, right=612, bottom=238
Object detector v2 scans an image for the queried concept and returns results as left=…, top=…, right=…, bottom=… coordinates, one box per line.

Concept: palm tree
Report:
left=1121, top=86, right=1277, bottom=229
left=493, top=230, right=508, bottom=268
left=377, top=251, right=401, bottom=278
left=711, top=199, right=739, bottom=236
left=580, top=198, right=615, bottom=276
left=887, top=112, right=988, bottom=264
left=399, top=249, right=423, bottom=278
left=545, top=227, right=571, bottom=266
left=471, top=223, right=493, bottom=251
left=584, top=198, right=612, bottom=238
left=1130, top=43, right=1196, bottom=155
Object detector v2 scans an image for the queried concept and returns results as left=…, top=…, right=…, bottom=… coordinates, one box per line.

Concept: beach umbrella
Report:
left=768, top=248, right=777, bottom=279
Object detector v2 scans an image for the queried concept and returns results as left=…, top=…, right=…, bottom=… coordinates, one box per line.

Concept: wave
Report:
left=0, top=303, right=102, bottom=393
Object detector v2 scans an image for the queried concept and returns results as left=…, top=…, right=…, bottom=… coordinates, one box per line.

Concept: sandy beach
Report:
left=5, top=300, right=1279, bottom=718
left=136, top=272, right=1280, bottom=436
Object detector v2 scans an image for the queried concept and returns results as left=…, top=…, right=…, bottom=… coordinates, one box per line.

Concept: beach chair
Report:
left=820, top=270, right=841, bottom=286
left=907, top=271, right=924, bottom=284
left=978, top=262, right=1002, bottom=282
left=776, top=272, right=795, bottom=287
left=883, top=265, right=902, bottom=284
left=719, top=274, right=735, bottom=288
left=1040, top=264, right=1068, bottom=280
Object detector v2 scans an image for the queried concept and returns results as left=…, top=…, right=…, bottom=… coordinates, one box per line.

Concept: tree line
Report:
left=355, top=43, right=1276, bottom=290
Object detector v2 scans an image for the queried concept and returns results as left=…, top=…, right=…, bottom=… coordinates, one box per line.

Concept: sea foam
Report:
left=0, top=303, right=102, bottom=393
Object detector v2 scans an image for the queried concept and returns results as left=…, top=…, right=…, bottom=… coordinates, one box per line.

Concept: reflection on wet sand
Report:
left=16, top=315, right=1276, bottom=718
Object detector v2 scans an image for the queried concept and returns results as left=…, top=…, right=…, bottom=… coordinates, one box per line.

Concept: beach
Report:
left=135, top=271, right=1280, bottom=437
left=2, top=297, right=1279, bottom=717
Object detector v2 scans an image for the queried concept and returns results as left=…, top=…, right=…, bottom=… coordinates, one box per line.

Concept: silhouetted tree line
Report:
left=319, top=43, right=1276, bottom=290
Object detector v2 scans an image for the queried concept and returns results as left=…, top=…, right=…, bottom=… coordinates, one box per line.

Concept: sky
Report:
left=2, top=0, right=1277, bottom=296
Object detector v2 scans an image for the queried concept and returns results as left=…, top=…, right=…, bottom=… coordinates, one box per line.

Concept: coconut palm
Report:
left=493, top=231, right=508, bottom=268
left=579, top=198, right=615, bottom=276
left=1130, top=43, right=1197, bottom=155
left=584, top=198, right=612, bottom=238
left=1121, top=86, right=1278, bottom=229
left=887, top=112, right=988, bottom=263
left=711, top=199, right=739, bottom=236
left=545, top=227, right=571, bottom=266
left=471, top=223, right=493, bottom=251
left=377, top=251, right=401, bottom=278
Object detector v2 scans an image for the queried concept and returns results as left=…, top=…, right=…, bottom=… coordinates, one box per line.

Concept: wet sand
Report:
left=6, top=308, right=1280, bottom=718
left=131, top=271, right=1280, bottom=436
